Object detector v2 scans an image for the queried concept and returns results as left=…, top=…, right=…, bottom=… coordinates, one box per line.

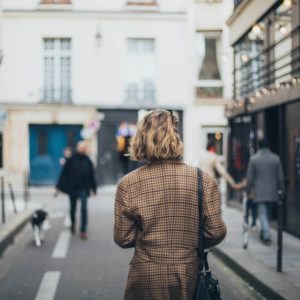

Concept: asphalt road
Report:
left=0, top=188, right=265, bottom=300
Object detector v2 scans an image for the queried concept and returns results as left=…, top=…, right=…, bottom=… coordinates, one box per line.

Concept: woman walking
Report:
left=114, top=109, right=226, bottom=300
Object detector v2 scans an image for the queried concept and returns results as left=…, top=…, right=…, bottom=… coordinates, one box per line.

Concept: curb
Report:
left=0, top=209, right=34, bottom=257
left=213, top=247, right=286, bottom=300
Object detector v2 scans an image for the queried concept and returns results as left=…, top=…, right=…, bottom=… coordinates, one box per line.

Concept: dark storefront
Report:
left=227, top=0, right=300, bottom=237
left=97, top=108, right=183, bottom=186
left=228, top=101, right=300, bottom=237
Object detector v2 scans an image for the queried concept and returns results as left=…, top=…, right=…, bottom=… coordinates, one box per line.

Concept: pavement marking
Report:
left=63, top=215, right=71, bottom=227
left=52, top=231, right=71, bottom=259
left=35, top=271, right=61, bottom=300
left=49, top=211, right=65, bottom=219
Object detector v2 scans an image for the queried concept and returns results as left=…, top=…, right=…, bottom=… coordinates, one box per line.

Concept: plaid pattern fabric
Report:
left=114, top=160, right=226, bottom=300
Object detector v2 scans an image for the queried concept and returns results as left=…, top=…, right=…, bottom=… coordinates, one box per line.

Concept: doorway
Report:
left=29, top=124, right=82, bottom=185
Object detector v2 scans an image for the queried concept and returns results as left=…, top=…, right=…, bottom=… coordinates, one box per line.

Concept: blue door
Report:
left=29, top=125, right=82, bottom=185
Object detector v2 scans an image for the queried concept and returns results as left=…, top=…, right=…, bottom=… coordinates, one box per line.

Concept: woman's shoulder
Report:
left=117, top=164, right=149, bottom=186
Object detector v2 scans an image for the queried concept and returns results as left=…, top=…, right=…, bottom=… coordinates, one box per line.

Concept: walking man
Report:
left=56, top=141, right=97, bottom=239
left=246, top=139, right=284, bottom=245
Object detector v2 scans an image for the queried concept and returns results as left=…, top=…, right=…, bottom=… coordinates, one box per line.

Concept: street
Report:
left=0, top=188, right=264, bottom=300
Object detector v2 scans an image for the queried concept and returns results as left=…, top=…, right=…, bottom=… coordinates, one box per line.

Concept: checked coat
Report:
left=114, top=160, right=226, bottom=300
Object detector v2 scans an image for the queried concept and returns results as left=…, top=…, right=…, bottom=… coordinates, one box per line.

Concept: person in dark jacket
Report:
left=246, top=139, right=284, bottom=245
left=56, top=141, right=97, bottom=239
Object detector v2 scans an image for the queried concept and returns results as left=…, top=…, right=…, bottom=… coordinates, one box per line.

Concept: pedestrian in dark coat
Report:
left=246, top=139, right=284, bottom=245
left=56, top=141, right=97, bottom=239
left=114, top=109, right=226, bottom=300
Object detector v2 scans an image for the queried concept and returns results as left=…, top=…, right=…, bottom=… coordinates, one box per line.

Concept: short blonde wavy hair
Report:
left=129, top=109, right=183, bottom=161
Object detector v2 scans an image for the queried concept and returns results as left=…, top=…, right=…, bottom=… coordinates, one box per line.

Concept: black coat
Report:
left=56, top=153, right=97, bottom=196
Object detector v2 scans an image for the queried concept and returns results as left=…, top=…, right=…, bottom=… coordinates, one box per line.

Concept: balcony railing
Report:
left=234, top=26, right=300, bottom=100
left=126, top=82, right=156, bottom=105
left=42, top=87, right=72, bottom=104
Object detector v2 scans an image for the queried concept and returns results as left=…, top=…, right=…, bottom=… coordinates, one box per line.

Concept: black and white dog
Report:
left=31, top=209, right=48, bottom=247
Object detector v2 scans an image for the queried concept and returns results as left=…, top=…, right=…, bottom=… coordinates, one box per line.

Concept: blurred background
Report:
left=0, top=1, right=300, bottom=299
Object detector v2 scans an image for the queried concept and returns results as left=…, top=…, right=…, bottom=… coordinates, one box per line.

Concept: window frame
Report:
left=43, top=38, right=72, bottom=103
left=195, top=31, right=224, bottom=99
left=126, top=38, right=156, bottom=105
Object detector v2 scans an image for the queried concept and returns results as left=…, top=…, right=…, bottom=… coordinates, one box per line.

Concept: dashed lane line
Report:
left=63, top=215, right=71, bottom=227
left=52, top=231, right=71, bottom=259
left=35, top=271, right=61, bottom=300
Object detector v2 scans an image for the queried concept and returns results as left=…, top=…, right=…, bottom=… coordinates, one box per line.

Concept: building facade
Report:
left=0, top=0, right=234, bottom=186
left=185, top=0, right=234, bottom=167
left=226, top=0, right=300, bottom=237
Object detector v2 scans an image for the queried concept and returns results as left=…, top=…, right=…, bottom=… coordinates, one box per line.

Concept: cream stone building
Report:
left=0, top=0, right=234, bottom=185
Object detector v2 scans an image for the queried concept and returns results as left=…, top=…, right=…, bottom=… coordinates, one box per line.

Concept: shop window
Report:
left=207, top=132, right=223, bottom=155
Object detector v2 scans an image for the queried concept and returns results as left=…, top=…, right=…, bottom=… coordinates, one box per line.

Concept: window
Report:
left=195, top=32, right=223, bottom=99
left=126, top=38, right=156, bottom=104
left=207, top=132, right=223, bottom=155
left=41, top=0, right=71, bottom=4
left=43, top=38, right=72, bottom=103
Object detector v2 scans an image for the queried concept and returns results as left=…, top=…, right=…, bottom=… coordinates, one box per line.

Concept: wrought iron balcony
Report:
left=126, top=82, right=156, bottom=105
left=233, top=26, right=300, bottom=101
left=42, top=87, right=72, bottom=104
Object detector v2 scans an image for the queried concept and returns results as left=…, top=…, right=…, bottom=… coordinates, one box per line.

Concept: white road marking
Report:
left=52, top=231, right=71, bottom=259
left=49, top=211, right=65, bottom=219
left=63, top=215, right=71, bottom=227
left=35, top=271, right=61, bottom=300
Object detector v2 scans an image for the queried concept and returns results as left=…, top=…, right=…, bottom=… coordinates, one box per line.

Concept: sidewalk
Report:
left=215, top=204, right=300, bottom=300
left=0, top=188, right=42, bottom=255
left=1, top=186, right=300, bottom=299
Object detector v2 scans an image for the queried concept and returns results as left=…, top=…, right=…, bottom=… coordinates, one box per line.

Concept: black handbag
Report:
left=194, top=169, right=222, bottom=300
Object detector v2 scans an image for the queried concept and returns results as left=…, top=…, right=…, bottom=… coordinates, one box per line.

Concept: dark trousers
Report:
left=69, top=190, right=88, bottom=233
left=245, top=199, right=257, bottom=227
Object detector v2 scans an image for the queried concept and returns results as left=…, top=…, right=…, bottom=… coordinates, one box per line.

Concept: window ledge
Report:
left=126, top=1, right=158, bottom=6
left=125, top=1, right=159, bottom=11
left=196, top=80, right=223, bottom=87
left=195, top=98, right=226, bottom=106
left=37, top=4, right=72, bottom=10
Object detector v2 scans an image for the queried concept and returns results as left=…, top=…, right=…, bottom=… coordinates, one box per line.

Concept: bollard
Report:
left=24, top=172, right=29, bottom=210
left=277, top=190, right=283, bottom=272
left=8, top=182, right=17, bottom=214
left=1, top=176, right=5, bottom=224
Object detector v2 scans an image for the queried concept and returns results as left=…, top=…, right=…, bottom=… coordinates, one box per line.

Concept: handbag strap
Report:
left=197, top=168, right=212, bottom=272
left=197, top=168, right=205, bottom=265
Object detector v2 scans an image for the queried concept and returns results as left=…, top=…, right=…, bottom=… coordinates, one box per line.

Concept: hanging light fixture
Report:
left=283, top=0, right=293, bottom=8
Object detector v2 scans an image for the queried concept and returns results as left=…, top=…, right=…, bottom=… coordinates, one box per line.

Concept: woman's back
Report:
left=118, top=160, right=198, bottom=264
left=114, top=109, right=226, bottom=300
